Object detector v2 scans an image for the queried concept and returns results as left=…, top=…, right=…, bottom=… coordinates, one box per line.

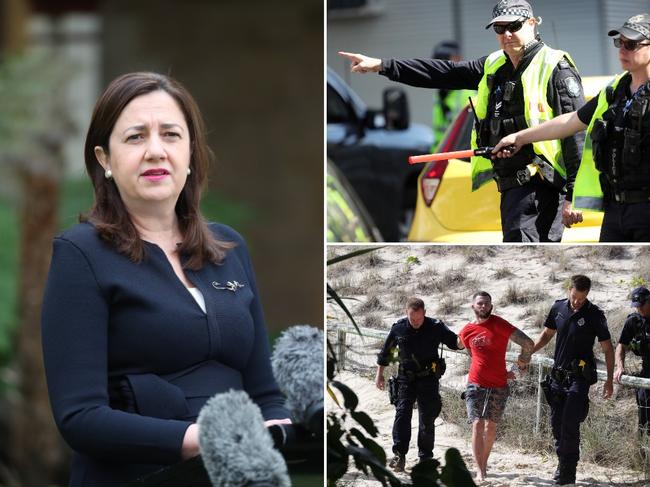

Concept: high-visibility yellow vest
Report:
left=572, top=73, right=627, bottom=212
left=470, top=46, right=573, bottom=191
left=432, top=89, right=476, bottom=151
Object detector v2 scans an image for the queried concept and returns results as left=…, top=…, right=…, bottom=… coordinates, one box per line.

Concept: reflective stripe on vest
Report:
left=572, top=73, right=626, bottom=212
left=470, top=46, right=573, bottom=191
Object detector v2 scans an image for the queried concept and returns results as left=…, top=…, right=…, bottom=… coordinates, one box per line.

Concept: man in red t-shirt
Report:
left=459, top=291, right=534, bottom=482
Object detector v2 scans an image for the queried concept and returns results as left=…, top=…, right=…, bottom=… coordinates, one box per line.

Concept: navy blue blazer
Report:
left=41, top=222, right=289, bottom=487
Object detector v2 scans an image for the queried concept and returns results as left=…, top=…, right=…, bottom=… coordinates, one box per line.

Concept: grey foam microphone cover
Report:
left=197, top=390, right=290, bottom=487
left=271, top=325, right=324, bottom=433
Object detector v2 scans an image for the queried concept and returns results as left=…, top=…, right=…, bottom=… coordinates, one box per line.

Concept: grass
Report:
left=461, top=246, right=496, bottom=265
left=362, top=312, right=384, bottom=329
left=437, top=293, right=464, bottom=316
left=518, top=302, right=552, bottom=329
left=357, top=294, right=386, bottom=314
left=492, top=268, right=514, bottom=280
left=501, top=283, right=547, bottom=306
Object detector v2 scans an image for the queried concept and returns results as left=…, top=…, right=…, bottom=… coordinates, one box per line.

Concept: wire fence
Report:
left=329, top=324, right=650, bottom=475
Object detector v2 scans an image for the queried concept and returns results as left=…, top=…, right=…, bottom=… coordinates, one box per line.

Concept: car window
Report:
left=327, top=85, right=355, bottom=124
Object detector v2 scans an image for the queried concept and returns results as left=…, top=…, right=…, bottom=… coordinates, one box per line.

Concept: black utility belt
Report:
left=400, top=368, right=434, bottom=379
left=609, top=188, right=650, bottom=204
left=550, top=366, right=578, bottom=384
left=551, top=360, right=597, bottom=386
left=400, top=364, right=441, bottom=380
left=495, top=167, right=536, bottom=192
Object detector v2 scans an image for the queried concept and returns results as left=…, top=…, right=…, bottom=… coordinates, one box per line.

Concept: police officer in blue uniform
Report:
left=532, top=275, right=614, bottom=486
left=375, top=297, right=463, bottom=471
left=615, top=286, right=650, bottom=441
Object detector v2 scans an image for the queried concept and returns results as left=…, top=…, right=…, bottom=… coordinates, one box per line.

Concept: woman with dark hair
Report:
left=41, top=72, right=290, bottom=487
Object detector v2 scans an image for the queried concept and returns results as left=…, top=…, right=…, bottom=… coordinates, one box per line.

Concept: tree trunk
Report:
left=10, top=167, right=68, bottom=486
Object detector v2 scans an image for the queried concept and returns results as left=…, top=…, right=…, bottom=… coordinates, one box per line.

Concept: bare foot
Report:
left=475, top=470, right=485, bottom=482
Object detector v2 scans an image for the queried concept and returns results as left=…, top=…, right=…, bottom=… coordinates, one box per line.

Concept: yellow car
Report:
left=408, top=76, right=613, bottom=243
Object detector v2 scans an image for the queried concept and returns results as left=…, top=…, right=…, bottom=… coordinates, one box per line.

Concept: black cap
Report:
left=631, top=286, right=650, bottom=307
left=608, top=13, right=650, bottom=41
left=485, top=0, right=534, bottom=29
left=433, top=40, right=460, bottom=60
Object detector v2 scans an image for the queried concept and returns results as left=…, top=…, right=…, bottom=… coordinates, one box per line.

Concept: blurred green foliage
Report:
left=0, top=177, right=254, bottom=377
left=0, top=201, right=18, bottom=368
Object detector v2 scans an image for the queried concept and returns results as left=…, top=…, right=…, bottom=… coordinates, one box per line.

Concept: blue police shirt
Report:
left=377, top=317, right=459, bottom=372
left=618, top=313, right=650, bottom=376
left=544, top=298, right=610, bottom=369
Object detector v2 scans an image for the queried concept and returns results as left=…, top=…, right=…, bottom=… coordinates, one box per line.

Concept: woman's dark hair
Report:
left=81, top=72, right=234, bottom=269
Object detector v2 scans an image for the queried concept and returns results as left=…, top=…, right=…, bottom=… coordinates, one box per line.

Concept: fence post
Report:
left=337, top=329, right=347, bottom=371
left=535, top=362, right=543, bottom=435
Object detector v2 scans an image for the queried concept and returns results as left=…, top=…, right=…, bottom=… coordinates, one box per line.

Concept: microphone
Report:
left=271, top=325, right=324, bottom=438
left=197, top=390, right=290, bottom=487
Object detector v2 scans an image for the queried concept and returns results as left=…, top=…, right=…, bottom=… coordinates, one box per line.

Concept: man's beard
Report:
left=474, top=308, right=492, bottom=319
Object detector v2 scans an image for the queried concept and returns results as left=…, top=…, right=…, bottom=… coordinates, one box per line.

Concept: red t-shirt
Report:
left=459, top=315, right=516, bottom=388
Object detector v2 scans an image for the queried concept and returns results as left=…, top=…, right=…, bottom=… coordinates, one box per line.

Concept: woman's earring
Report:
left=187, top=168, right=191, bottom=175
left=104, top=169, right=112, bottom=180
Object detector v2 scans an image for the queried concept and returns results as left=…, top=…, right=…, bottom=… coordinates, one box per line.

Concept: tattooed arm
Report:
left=510, top=328, right=534, bottom=368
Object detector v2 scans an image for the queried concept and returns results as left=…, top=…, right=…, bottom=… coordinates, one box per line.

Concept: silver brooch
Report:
left=212, top=280, right=245, bottom=292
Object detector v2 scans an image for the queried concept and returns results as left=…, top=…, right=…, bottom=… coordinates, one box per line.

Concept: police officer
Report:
left=495, top=14, right=650, bottom=241
left=532, top=275, right=614, bottom=486
left=430, top=40, right=476, bottom=148
left=339, top=0, right=585, bottom=243
left=375, top=297, right=463, bottom=471
left=614, top=286, right=650, bottom=440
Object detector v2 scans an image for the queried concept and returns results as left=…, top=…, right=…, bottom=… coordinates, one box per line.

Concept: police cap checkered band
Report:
left=485, top=0, right=534, bottom=29
left=608, top=14, right=650, bottom=41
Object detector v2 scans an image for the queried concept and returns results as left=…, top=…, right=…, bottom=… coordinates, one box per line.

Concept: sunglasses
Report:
left=493, top=20, right=524, bottom=35
left=613, top=37, right=650, bottom=51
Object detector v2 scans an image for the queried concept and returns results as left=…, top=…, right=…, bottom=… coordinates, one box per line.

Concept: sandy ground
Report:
left=332, top=372, right=648, bottom=487
left=327, top=245, right=650, bottom=486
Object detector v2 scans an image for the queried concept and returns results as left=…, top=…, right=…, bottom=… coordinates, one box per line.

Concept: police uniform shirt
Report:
left=577, top=74, right=633, bottom=125
left=618, top=313, right=650, bottom=377
left=544, top=298, right=611, bottom=369
left=379, top=40, right=585, bottom=198
left=377, top=317, right=459, bottom=373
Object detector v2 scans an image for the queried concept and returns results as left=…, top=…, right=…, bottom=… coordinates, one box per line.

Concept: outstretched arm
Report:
left=492, top=111, right=587, bottom=157
left=338, top=51, right=382, bottom=73
left=532, top=327, right=557, bottom=354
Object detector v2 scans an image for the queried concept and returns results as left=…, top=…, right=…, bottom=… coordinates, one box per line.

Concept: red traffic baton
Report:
left=408, top=146, right=497, bottom=165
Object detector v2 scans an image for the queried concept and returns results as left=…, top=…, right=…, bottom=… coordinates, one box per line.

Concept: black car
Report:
left=327, top=67, right=434, bottom=241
